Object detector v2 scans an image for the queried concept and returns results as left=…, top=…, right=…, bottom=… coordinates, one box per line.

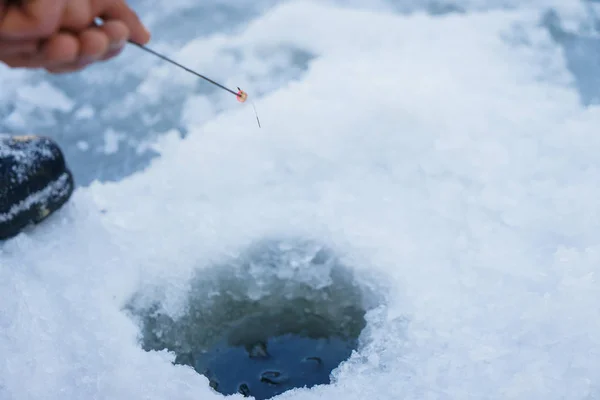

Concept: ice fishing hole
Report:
left=126, top=239, right=380, bottom=399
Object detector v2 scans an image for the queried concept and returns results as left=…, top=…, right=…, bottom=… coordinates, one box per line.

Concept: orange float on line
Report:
left=236, top=89, right=248, bottom=103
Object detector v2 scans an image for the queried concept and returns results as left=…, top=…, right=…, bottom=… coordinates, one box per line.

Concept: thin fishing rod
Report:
left=128, top=40, right=240, bottom=98
left=127, top=40, right=261, bottom=127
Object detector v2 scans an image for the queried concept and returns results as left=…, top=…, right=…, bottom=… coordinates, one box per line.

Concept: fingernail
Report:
left=109, top=40, right=126, bottom=51
left=76, top=57, right=94, bottom=67
left=79, top=55, right=96, bottom=64
left=103, top=46, right=124, bottom=61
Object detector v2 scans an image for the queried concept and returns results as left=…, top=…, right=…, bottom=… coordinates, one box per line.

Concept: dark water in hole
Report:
left=185, top=334, right=357, bottom=398
left=127, top=239, right=376, bottom=399
left=173, top=304, right=364, bottom=399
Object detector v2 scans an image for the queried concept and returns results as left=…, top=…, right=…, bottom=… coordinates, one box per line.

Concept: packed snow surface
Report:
left=2, top=0, right=600, bottom=399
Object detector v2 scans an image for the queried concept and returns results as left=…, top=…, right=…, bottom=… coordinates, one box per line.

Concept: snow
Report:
left=76, top=141, right=90, bottom=152
left=101, top=129, right=126, bottom=155
left=74, top=106, right=95, bottom=120
left=2, top=0, right=600, bottom=399
left=15, top=81, right=75, bottom=113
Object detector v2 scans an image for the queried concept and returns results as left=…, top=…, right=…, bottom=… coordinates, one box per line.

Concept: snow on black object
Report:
left=0, top=135, right=74, bottom=240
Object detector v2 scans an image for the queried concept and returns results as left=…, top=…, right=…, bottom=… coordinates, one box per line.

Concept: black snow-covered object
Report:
left=0, top=135, right=74, bottom=240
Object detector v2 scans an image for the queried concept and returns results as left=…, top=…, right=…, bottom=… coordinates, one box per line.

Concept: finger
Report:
left=39, top=31, right=79, bottom=66
left=77, top=27, right=109, bottom=63
left=0, top=52, right=44, bottom=68
left=94, top=0, right=150, bottom=45
left=0, top=38, right=38, bottom=56
left=97, top=19, right=128, bottom=60
left=45, top=21, right=124, bottom=73
left=45, top=62, right=88, bottom=74
left=60, top=0, right=93, bottom=32
left=44, top=19, right=130, bottom=74
left=99, top=19, right=128, bottom=47
left=0, top=0, right=68, bottom=39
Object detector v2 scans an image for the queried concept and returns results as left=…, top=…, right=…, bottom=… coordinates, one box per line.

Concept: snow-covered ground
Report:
left=2, top=0, right=600, bottom=399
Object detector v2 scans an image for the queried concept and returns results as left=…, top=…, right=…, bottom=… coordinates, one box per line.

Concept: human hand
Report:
left=0, top=0, right=151, bottom=73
